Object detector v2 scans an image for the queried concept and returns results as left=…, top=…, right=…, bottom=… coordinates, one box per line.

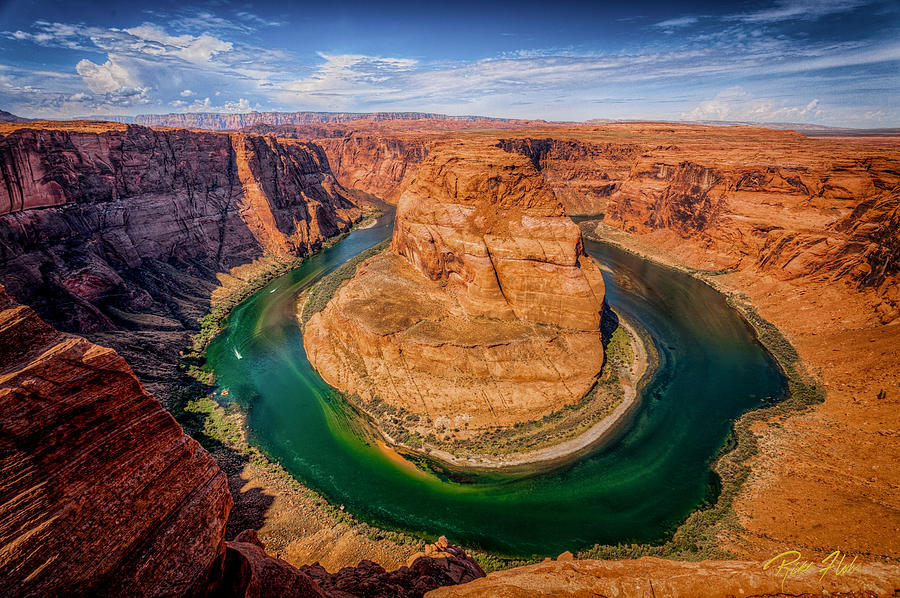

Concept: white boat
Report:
left=269, top=287, right=279, bottom=293
left=234, top=348, right=242, bottom=359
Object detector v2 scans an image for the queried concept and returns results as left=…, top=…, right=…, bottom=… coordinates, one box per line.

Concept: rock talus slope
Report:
left=305, top=143, right=606, bottom=429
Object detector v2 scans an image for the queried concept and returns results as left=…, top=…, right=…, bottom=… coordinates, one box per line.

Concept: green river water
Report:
left=204, top=210, right=786, bottom=557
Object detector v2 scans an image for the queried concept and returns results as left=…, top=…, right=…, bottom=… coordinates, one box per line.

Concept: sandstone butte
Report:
left=304, top=142, right=608, bottom=430
left=1, top=118, right=899, bottom=596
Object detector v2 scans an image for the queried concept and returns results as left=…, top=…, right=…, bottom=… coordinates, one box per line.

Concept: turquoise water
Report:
left=205, top=211, right=786, bottom=556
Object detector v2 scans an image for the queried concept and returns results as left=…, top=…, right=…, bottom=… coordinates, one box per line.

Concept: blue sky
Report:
left=0, top=0, right=897, bottom=126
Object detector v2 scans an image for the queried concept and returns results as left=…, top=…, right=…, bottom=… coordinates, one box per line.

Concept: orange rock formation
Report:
left=304, top=143, right=607, bottom=429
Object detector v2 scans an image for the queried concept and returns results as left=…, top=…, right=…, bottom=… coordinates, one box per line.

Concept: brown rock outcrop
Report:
left=0, top=284, right=231, bottom=596
left=300, top=537, right=484, bottom=598
left=496, top=126, right=900, bottom=316
left=427, top=557, right=900, bottom=598
left=497, top=137, right=640, bottom=215
left=392, top=144, right=606, bottom=329
left=305, top=144, right=606, bottom=429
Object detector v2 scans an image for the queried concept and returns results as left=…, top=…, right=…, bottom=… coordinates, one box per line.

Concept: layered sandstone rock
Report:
left=496, top=127, right=900, bottom=320
left=497, top=137, right=640, bottom=215
left=427, top=556, right=900, bottom=598
left=305, top=144, right=606, bottom=429
left=318, top=135, right=429, bottom=202
left=0, top=123, right=362, bottom=336
left=0, top=285, right=232, bottom=596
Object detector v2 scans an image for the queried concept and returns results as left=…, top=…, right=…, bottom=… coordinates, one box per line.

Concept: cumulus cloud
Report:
left=683, top=87, right=823, bottom=122
left=75, top=56, right=136, bottom=93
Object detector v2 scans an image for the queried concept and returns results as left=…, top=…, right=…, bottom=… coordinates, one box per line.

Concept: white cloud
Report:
left=275, top=53, right=418, bottom=107
left=75, top=56, right=136, bottom=93
left=728, top=0, right=869, bottom=23
left=652, top=17, right=699, bottom=28
left=185, top=96, right=253, bottom=113
left=123, top=24, right=233, bottom=63
left=180, top=89, right=194, bottom=97
left=683, top=86, right=823, bottom=122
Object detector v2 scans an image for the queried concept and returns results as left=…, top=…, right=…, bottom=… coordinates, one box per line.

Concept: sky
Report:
left=0, top=0, right=897, bottom=126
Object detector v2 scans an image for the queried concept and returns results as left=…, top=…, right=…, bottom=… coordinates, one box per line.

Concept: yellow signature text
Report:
left=763, top=550, right=858, bottom=592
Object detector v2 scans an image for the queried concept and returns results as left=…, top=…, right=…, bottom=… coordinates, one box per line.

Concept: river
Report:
left=204, top=209, right=785, bottom=556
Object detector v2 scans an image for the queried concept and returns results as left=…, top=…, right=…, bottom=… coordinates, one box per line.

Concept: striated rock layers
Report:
left=0, top=284, right=231, bottom=596
left=317, top=135, right=429, bottom=203
left=305, top=144, right=606, bottom=429
left=0, top=285, right=484, bottom=596
left=496, top=127, right=900, bottom=321
left=0, top=123, right=362, bottom=336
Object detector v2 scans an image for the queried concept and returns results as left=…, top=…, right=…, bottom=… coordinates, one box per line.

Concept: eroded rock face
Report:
left=0, top=124, right=362, bottom=334
left=496, top=137, right=640, bottom=215
left=318, top=135, right=429, bottom=203
left=393, top=144, right=606, bottom=330
left=301, top=537, right=484, bottom=598
left=496, top=128, right=900, bottom=321
left=305, top=144, right=606, bottom=428
left=0, top=285, right=232, bottom=597
left=0, top=285, right=485, bottom=597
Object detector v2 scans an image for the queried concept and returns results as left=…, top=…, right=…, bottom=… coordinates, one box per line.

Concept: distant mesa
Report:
left=0, top=110, right=30, bottom=123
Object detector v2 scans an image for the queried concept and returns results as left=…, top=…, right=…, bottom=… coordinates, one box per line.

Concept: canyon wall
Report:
left=0, top=123, right=362, bottom=337
left=495, top=128, right=900, bottom=322
left=305, top=143, right=607, bottom=429
left=317, top=135, right=429, bottom=202
left=496, top=137, right=641, bottom=215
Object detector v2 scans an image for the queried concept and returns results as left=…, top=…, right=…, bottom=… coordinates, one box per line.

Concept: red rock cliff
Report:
left=317, top=134, right=429, bottom=203
left=0, top=284, right=231, bottom=596
left=0, top=124, right=362, bottom=334
left=0, top=285, right=485, bottom=596
left=497, top=127, right=900, bottom=322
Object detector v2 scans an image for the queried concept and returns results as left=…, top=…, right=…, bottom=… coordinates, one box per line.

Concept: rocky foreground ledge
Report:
left=0, top=284, right=483, bottom=597
left=427, top=556, right=900, bottom=598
